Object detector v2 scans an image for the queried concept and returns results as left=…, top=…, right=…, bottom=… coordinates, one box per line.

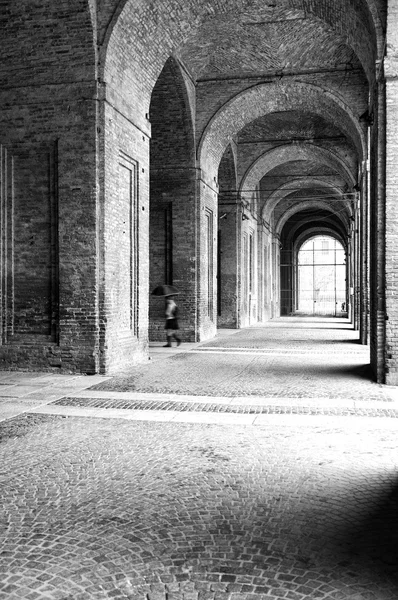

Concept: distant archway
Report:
left=296, top=236, right=347, bottom=317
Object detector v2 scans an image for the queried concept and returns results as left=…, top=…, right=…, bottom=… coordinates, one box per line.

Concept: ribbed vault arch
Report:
left=276, top=200, right=349, bottom=236
left=240, top=144, right=355, bottom=203
left=199, top=82, right=366, bottom=177
left=283, top=216, right=348, bottom=248
left=262, top=178, right=352, bottom=225
left=294, top=228, right=347, bottom=254
left=99, top=0, right=380, bottom=82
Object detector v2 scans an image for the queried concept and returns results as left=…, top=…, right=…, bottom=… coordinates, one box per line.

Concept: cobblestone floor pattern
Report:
left=91, top=320, right=383, bottom=402
left=1, top=415, right=398, bottom=600
left=1, top=318, right=398, bottom=599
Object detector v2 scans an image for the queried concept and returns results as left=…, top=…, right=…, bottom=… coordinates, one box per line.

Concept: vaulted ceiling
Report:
left=173, top=0, right=378, bottom=240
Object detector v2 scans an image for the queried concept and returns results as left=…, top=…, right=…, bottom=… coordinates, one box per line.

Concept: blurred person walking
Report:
left=164, top=295, right=181, bottom=347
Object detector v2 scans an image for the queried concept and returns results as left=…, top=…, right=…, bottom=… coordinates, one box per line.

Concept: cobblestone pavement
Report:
left=92, top=319, right=386, bottom=402
left=1, top=415, right=398, bottom=600
left=1, top=318, right=398, bottom=599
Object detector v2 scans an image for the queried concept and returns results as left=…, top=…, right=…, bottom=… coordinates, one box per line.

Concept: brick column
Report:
left=197, top=174, right=218, bottom=341
left=272, top=238, right=281, bottom=318
left=359, top=161, right=369, bottom=345
left=354, top=198, right=361, bottom=331
left=384, top=46, right=398, bottom=383
left=369, top=76, right=386, bottom=382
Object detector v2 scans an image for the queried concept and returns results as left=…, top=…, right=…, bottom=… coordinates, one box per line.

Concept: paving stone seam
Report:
left=65, top=390, right=398, bottom=405
left=190, top=349, right=368, bottom=357
left=51, top=397, right=398, bottom=417
left=194, top=345, right=368, bottom=351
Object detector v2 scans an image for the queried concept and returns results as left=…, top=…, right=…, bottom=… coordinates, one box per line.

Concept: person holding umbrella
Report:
left=151, top=285, right=181, bottom=348
left=164, top=294, right=181, bottom=347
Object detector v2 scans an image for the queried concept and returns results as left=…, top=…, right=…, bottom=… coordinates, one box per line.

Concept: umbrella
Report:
left=151, top=284, right=180, bottom=297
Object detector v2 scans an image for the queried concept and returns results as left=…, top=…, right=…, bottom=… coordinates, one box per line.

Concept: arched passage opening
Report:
left=217, top=145, right=239, bottom=328
left=296, top=235, right=347, bottom=317
left=148, top=57, right=196, bottom=342
left=95, top=0, right=382, bottom=374
left=279, top=205, right=351, bottom=317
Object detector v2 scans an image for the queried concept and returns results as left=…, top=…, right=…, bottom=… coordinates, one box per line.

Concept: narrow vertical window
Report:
left=243, top=232, right=248, bottom=312
left=165, top=203, right=173, bottom=285
left=217, top=229, right=222, bottom=317
left=205, top=209, right=213, bottom=318
left=249, top=232, right=254, bottom=294
left=264, top=245, right=268, bottom=300
left=118, top=152, right=138, bottom=334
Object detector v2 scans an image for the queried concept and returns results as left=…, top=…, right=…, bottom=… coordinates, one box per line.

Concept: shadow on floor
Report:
left=321, top=363, right=374, bottom=381
left=341, top=477, right=398, bottom=583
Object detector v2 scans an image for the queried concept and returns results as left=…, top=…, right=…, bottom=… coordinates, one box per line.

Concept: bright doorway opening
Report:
left=296, top=236, right=347, bottom=316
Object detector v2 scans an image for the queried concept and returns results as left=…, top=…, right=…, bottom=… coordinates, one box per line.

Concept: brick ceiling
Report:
left=238, top=111, right=347, bottom=144
left=178, top=11, right=362, bottom=81
left=175, top=4, right=369, bottom=234
left=133, top=0, right=382, bottom=236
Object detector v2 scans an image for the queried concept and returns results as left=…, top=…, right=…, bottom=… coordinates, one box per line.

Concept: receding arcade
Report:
left=1, top=1, right=397, bottom=384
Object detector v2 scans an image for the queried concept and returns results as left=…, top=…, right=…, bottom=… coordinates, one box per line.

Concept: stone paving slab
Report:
left=30, top=404, right=180, bottom=422
left=0, top=384, right=58, bottom=398
left=0, top=372, right=94, bottom=384
left=1, top=414, right=398, bottom=599
left=71, top=390, right=233, bottom=404
left=0, top=374, right=111, bottom=422
left=192, top=347, right=368, bottom=356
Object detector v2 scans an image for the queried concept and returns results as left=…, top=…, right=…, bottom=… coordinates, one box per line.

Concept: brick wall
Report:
left=369, top=2, right=397, bottom=384
left=0, top=0, right=99, bottom=372
left=384, top=9, right=398, bottom=383
left=99, top=100, right=150, bottom=373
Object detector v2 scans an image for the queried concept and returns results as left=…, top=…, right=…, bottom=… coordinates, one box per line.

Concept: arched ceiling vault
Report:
left=100, top=0, right=382, bottom=85
left=98, top=0, right=379, bottom=171
left=98, top=0, right=381, bottom=244
left=198, top=82, right=366, bottom=176
left=276, top=200, right=350, bottom=237
left=284, top=218, right=348, bottom=250
left=262, top=178, right=353, bottom=226
left=280, top=216, right=350, bottom=247
left=240, top=144, right=355, bottom=201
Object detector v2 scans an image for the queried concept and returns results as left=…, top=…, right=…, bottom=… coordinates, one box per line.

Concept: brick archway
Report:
left=217, top=144, right=239, bottom=328
left=276, top=200, right=349, bottom=237
left=99, top=0, right=380, bottom=85
left=279, top=205, right=349, bottom=316
left=240, top=144, right=355, bottom=205
left=198, top=82, right=366, bottom=179
left=0, top=0, right=389, bottom=376
left=262, top=179, right=352, bottom=228
left=149, top=57, right=197, bottom=343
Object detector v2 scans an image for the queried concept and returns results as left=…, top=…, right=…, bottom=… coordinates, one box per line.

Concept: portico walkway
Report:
left=1, top=318, right=398, bottom=599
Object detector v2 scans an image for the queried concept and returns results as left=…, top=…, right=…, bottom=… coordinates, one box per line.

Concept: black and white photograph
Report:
left=0, top=1, right=397, bottom=599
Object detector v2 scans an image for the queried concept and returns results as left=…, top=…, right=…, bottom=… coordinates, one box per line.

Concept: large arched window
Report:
left=297, top=236, right=346, bottom=316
